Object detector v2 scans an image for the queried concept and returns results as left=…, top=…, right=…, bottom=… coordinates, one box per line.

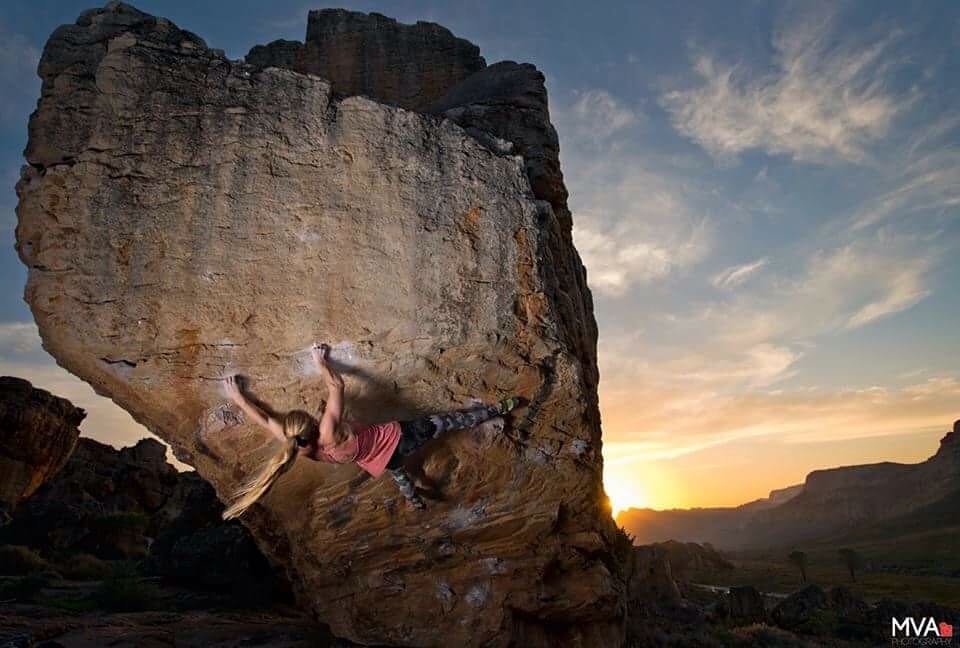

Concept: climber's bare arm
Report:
left=223, top=375, right=285, bottom=442
left=312, top=343, right=344, bottom=446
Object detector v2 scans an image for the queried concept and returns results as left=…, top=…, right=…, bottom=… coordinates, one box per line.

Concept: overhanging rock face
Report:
left=16, top=3, right=625, bottom=645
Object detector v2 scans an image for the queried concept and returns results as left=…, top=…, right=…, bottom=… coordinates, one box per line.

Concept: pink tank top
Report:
left=314, top=421, right=401, bottom=478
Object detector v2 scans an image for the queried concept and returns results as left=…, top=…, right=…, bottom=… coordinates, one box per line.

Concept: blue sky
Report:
left=1, top=1, right=958, bottom=508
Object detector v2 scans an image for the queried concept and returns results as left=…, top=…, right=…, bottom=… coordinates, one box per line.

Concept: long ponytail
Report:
left=222, top=410, right=316, bottom=520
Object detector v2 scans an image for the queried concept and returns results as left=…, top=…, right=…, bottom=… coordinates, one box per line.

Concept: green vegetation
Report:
left=787, top=550, right=808, bottom=584
left=39, top=596, right=98, bottom=613
left=94, top=512, right=150, bottom=531
left=837, top=548, right=862, bottom=583
left=91, top=561, right=159, bottom=612
left=688, top=527, right=960, bottom=608
left=0, top=545, right=51, bottom=576
left=56, top=553, right=111, bottom=581
left=0, top=573, right=50, bottom=602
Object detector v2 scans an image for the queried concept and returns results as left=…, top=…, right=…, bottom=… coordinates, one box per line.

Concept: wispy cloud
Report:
left=601, top=369, right=960, bottom=464
left=712, top=257, right=768, bottom=289
left=573, top=215, right=710, bottom=297
left=557, top=90, right=713, bottom=297
left=0, top=321, right=42, bottom=354
left=569, top=89, right=638, bottom=139
left=660, top=10, right=910, bottom=163
left=694, top=234, right=936, bottom=349
left=850, top=149, right=960, bottom=231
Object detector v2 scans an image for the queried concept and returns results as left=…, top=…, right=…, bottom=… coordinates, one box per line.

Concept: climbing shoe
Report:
left=496, top=396, right=523, bottom=415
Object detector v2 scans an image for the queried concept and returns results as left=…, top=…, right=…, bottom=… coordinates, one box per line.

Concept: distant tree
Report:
left=788, top=550, right=808, bottom=584
left=838, top=548, right=863, bottom=582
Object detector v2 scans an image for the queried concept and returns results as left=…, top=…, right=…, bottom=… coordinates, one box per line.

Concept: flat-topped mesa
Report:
left=16, top=3, right=622, bottom=647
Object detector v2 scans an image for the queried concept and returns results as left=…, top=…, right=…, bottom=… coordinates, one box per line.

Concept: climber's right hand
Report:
left=223, top=375, right=242, bottom=401
left=311, top=342, right=330, bottom=367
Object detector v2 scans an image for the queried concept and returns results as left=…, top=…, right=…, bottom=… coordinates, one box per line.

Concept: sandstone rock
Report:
left=247, top=9, right=485, bottom=112
left=3, top=438, right=178, bottom=558
left=149, top=472, right=283, bottom=599
left=826, top=586, right=869, bottom=622
left=719, top=585, right=766, bottom=625
left=430, top=62, right=569, bottom=219
left=648, top=540, right=733, bottom=581
left=16, top=3, right=622, bottom=646
left=629, top=544, right=683, bottom=608
left=0, top=377, right=85, bottom=522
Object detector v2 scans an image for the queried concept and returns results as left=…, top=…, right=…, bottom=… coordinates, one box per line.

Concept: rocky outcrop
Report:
left=247, top=9, right=485, bottom=112
left=3, top=437, right=178, bottom=557
left=0, top=377, right=85, bottom=522
left=4, top=435, right=281, bottom=598
left=771, top=585, right=828, bottom=630
left=649, top=540, right=733, bottom=581
left=716, top=586, right=765, bottom=625
left=628, top=544, right=683, bottom=609
left=148, top=472, right=283, bottom=597
left=16, top=3, right=620, bottom=646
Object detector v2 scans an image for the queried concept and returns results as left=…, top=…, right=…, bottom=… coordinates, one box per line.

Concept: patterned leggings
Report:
left=386, top=402, right=508, bottom=509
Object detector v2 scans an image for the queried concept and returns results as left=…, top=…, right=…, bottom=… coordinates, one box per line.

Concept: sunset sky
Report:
left=1, top=1, right=957, bottom=512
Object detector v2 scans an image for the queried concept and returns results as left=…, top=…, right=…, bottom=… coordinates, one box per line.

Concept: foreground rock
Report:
left=3, top=437, right=280, bottom=598
left=4, top=438, right=178, bottom=558
left=717, top=586, right=766, bottom=625
left=0, top=377, right=85, bottom=523
left=16, top=3, right=620, bottom=646
left=0, top=604, right=330, bottom=648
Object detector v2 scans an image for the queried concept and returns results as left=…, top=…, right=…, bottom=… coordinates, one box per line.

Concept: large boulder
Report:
left=15, top=3, right=622, bottom=646
left=0, top=377, right=85, bottom=522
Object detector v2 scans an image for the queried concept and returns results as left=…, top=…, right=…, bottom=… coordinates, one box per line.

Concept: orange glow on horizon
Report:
left=603, top=465, right=649, bottom=516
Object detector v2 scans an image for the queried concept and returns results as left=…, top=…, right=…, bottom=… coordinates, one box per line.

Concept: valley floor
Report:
left=689, top=525, right=960, bottom=608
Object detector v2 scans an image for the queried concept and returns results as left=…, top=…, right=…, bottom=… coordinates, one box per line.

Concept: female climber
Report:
left=220, top=342, right=521, bottom=519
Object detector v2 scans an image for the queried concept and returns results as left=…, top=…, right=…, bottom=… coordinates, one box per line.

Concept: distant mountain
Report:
left=617, top=421, right=959, bottom=550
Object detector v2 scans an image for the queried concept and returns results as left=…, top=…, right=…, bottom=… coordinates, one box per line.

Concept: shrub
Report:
left=0, top=545, right=51, bottom=576
left=0, top=574, right=49, bottom=602
left=57, top=553, right=111, bottom=580
left=94, top=512, right=149, bottom=531
left=91, top=561, right=158, bottom=612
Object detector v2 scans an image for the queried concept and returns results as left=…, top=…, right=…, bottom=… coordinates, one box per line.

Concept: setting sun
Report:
left=603, top=466, right=648, bottom=516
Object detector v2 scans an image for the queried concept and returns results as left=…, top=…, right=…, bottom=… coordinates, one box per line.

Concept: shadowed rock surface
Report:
left=0, top=377, right=85, bottom=522
left=3, top=438, right=177, bottom=558
left=16, top=3, right=623, bottom=646
left=3, top=436, right=278, bottom=599
left=247, top=9, right=485, bottom=112
left=0, top=606, right=331, bottom=647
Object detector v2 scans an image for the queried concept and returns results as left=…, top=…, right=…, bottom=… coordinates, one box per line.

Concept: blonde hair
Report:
left=222, top=410, right=316, bottom=520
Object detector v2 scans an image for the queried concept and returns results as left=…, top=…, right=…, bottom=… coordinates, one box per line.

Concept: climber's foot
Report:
left=496, top=395, right=524, bottom=415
